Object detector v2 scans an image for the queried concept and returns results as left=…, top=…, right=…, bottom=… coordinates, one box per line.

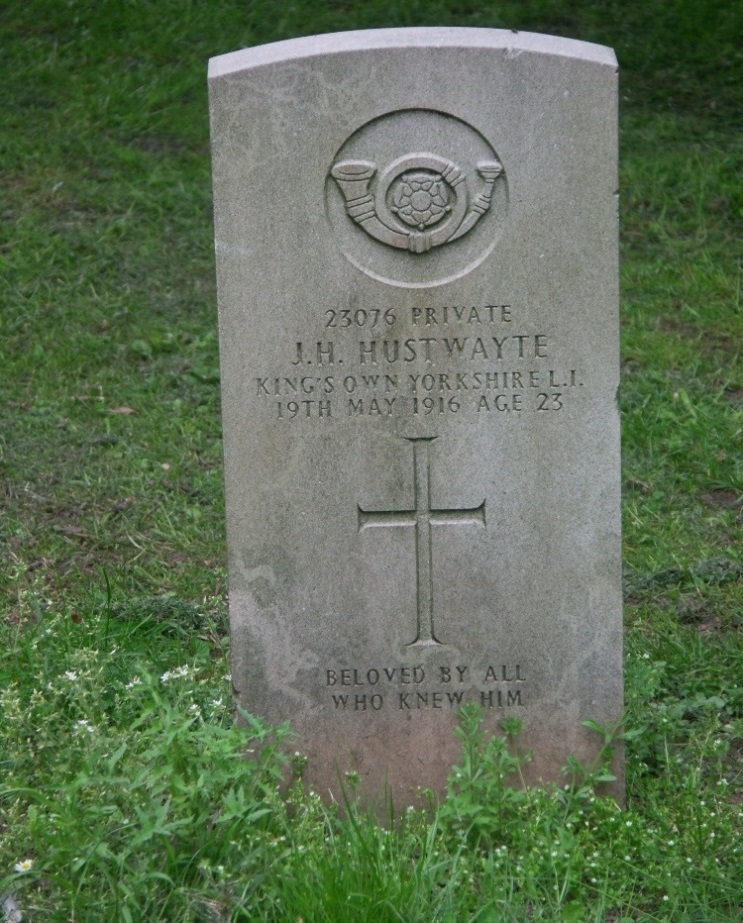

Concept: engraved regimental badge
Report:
left=326, top=109, right=508, bottom=288
left=330, top=154, right=503, bottom=254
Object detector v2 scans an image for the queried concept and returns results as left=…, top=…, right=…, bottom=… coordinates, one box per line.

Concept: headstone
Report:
left=209, top=28, right=622, bottom=805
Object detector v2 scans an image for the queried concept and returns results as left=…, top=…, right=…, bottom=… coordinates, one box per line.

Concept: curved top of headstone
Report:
left=208, top=27, right=617, bottom=79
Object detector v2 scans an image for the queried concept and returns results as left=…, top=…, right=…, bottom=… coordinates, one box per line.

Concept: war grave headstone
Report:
left=209, top=28, right=622, bottom=805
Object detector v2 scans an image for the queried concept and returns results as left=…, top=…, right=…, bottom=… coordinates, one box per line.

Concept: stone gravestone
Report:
left=209, top=28, right=622, bottom=804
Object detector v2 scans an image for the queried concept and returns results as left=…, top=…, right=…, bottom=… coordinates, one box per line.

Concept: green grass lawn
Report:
left=1, top=1, right=742, bottom=920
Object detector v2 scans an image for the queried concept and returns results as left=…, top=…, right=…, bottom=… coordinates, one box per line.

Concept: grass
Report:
left=1, top=0, right=742, bottom=919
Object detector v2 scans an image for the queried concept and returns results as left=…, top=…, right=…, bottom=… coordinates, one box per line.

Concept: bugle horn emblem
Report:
left=330, top=153, right=503, bottom=254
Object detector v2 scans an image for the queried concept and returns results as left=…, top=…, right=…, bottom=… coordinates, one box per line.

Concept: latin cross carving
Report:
left=358, top=437, right=486, bottom=647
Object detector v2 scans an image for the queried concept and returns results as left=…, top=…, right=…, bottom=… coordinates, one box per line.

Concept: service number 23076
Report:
left=325, top=308, right=396, bottom=328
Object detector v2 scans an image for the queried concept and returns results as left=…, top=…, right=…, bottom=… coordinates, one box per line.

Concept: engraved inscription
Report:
left=252, top=302, right=587, bottom=421
left=324, top=662, right=526, bottom=711
left=358, top=437, right=486, bottom=647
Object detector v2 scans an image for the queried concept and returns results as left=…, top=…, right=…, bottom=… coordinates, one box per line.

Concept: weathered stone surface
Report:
left=209, top=28, right=622, bottom=805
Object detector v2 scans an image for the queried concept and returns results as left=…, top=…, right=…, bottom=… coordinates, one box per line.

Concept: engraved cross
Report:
left=358, top=437, right=486, bottom=648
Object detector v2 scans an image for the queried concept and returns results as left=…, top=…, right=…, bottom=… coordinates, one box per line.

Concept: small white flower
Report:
left=14, top=858, right=34, bottom=872
left=125, top=676, right=142, bottom=690
left=160, top=665, right=190, bottom=683
left=75, top=719, right=94, bottom=733
left=64, top=671, right=78, bottom=681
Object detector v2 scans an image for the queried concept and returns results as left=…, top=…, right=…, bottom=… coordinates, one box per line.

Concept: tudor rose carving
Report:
left=331, top=153, right=503, bottom=254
